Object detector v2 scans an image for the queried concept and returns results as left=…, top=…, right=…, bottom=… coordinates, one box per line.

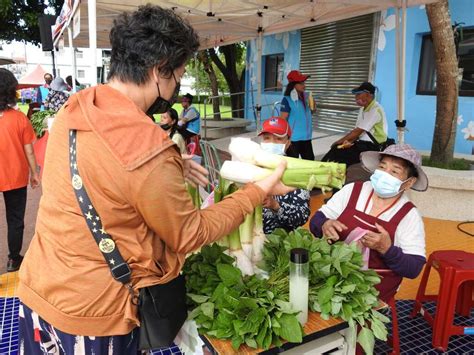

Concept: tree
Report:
left=208, top=43, right=246, bottom=118
left=197, top=51, right=221, bottom=120
left=426, top=0, right=459, bottom=164
left=0, top=0, right=64, bottom=45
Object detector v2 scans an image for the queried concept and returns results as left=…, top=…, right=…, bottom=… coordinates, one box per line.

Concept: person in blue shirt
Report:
left=178, top=93, right=200, bottom=140
left=280, top=70, right=316, bottom=160
left=36, top=73, right=53, bottom=111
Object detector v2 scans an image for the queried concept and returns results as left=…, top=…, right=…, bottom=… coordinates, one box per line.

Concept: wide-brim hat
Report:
left=50, top=77, right=69, bottom=92
left=360, top=144, right=428, bottom=191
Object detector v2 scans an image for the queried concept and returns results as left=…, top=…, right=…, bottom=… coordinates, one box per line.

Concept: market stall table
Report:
left=201, top=310, right=353, bottom=355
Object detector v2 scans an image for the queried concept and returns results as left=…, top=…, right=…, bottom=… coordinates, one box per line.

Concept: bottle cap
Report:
left=290, top=248, right=309, bottom=264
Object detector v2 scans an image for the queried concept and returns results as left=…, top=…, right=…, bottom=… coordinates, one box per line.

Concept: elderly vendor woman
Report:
left=310, top=144, right=428, bottom=302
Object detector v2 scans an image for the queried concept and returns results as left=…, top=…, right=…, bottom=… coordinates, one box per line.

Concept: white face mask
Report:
left=260, top=142, right=286, bottom=156
left=370, top=169, right=408, bottom=198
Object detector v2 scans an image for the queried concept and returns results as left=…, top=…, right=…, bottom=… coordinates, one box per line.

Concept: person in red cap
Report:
left=280, top=70, right=316, bottom=160
left=258, top=117, right=310, bottom=234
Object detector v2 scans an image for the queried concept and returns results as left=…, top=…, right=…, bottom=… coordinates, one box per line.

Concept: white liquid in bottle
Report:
left=290, top=274, right=309, bottom=325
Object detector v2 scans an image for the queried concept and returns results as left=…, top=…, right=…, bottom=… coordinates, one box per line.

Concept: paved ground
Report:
left=0, top=186, right=42, bottom=274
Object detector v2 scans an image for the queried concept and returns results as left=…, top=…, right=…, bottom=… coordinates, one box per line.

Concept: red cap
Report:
left=259, top=117, right=292, bottom=138
left=287, top=70, right=310, bottom=83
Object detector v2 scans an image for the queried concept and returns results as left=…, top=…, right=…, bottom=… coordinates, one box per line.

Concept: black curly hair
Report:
left=107, top=4, right=199, bottom=85
left=0, top=69, right=18, bottom=111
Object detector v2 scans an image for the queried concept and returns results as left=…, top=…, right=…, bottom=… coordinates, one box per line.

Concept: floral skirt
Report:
left=19, top=303, right=140, bottom=354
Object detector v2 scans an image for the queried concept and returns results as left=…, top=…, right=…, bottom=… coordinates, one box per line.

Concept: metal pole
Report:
left=255, top=31, right=263, bottom=130
left=399, top=0, right=407, bottom=144
left=88, top=0, right=98, bottom=86
left=51, top=50, right=57, bottom=77
left=68, top=26, right=77, bottom=92
left=395, top=6, right=402, bottom=143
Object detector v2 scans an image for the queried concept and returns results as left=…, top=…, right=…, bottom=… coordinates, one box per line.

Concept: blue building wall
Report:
left=244, top=0, right=474, bottom=155
left=244, top=31, right=300, bottom=128
left=374, top=0, right=474, bottom=155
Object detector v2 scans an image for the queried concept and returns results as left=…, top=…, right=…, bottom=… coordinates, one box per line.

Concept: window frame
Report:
left=263, top=53, right=284, bottom=92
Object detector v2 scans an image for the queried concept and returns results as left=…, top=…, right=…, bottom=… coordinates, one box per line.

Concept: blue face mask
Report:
left=260, top=142, right=286, bottom=156
left=370, top=169, right=407, bottom=198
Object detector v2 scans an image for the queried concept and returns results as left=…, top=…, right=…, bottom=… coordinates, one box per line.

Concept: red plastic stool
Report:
left=387, top=297, right=400, bottom=355
left=410, top=250, right=474, bottom=351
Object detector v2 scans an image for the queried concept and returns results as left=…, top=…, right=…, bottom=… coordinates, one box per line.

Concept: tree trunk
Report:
left=426, top=0, right=458, bottom=164
left=198, top=51, right=221, bottom=120
left=209, top=45, right=245, bottom=118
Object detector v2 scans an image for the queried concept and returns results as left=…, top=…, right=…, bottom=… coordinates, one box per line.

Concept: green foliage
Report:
left=0, top=0, right=64, bottom=44
left=259, top=228, right=389, bottom=355
left=422, top=156, right=471, bottom=170
left=186, top=59, right=227, bottom=94
left=183, top=244, right=303, bottom=350
left=30, top=110, right=54, bottom=138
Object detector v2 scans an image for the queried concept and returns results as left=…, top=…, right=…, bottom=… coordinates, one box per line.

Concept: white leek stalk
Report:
left=251, top=205, right=266, bottom=263
left=239, top=212, right=254, bottom=258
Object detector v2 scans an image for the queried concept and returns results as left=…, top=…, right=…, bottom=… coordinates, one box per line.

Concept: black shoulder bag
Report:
left=365, top=130, right=396, bottom=152
left=68, top=130, right=187, bottom=351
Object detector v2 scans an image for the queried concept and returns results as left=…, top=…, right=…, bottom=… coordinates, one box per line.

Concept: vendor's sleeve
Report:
left=135, top=155, right=266, bottom=254
left=319, top=183, right=353, bottom=220
left=280, top=97, right=291, bottom=114
left=393, top=208, right=426, bottom=257
left=381, top=246, right=426, bottom=279
left=309, top=211, right=328, bottom=237
left=355, top=108, right=382, bottom=132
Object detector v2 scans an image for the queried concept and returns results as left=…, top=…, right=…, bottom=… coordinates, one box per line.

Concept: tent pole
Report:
left=395, top=5, right=401, bottom=144
left=400, top=0, right=407, bottom=144
left=88, top=0, right=98, bottom=86
left=68, top=26, right=77, bottom=92
left=256, top=30, right=263, bottom=130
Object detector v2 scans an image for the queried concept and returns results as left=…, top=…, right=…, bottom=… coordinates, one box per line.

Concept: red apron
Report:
left=336, top=182, right=414, bottom=302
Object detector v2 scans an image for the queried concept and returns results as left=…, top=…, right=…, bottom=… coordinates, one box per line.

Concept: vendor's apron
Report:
left=336, top=182, right=414, bottom=302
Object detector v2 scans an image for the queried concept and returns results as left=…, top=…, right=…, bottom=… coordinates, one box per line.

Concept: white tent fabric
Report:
left=58, top=0, right=437, bottom=50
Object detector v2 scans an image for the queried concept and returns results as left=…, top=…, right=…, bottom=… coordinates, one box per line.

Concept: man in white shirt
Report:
left=322, top=82, right=388, bottom=167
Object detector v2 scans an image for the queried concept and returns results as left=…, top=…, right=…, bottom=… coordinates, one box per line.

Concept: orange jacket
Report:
left=18, top=85, right=264, bottom=336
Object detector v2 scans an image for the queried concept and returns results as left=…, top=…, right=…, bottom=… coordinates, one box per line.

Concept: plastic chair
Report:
left=410, top=250, right=474, bottom=351
left=199, top=139, right=222, bottom=192
left=386, top=297, right=400, bottom=355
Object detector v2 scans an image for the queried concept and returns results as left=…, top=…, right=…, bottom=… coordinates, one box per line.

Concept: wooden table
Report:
left=201, top=311, right=350, bottom=355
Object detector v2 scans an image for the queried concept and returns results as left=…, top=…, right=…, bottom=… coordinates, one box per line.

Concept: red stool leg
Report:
left=411, top=256, right=434, bottom=318
left=432, top=266, right=456, bottom=351
left=388, top=298, right=400, bottom=355
left=455, top=280, right=473, bottom=317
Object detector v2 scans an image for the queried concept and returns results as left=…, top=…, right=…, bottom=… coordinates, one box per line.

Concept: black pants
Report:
left=287, top=140, right=315, bottom=160
left=3, top=186, right=27, bottom=260
left=179, top=128, right=197, bottom=141
left=321, top=140, right=379, bottom=167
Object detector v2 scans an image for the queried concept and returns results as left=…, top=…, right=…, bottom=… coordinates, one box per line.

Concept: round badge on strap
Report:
left=99, top=238, right=115, bottom=254
left=72, top=174, right=83, bottom=190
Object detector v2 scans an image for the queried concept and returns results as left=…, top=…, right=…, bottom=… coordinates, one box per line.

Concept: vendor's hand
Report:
left=322, top=219, right=347, bottom=243
left=255, top=161, right=295, bottom=196
left=263, top=197, right=280, bottom=211
left=30, top=171, right=41, bottom=189
left=337, top=140, right=354, bottom=149
left=361, top=223, right=392, bottom=254
left=182, top=154, right=209, bottom=187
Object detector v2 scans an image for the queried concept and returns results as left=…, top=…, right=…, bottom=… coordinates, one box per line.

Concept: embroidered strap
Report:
left=68, top=130, right=132, bottom=286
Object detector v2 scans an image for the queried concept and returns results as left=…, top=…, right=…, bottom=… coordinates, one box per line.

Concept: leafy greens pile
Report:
left=183, top=244, right=303, bottom=350
left=258, top=228, right=389, bottom=354
left=183, top=229, right=389, bottom=354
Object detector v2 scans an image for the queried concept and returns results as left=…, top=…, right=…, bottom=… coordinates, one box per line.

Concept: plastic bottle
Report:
left=289, top=248, right=309, bottom=325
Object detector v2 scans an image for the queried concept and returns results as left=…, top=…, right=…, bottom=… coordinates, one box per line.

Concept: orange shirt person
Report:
left=0, top=68, right=40, bottom=272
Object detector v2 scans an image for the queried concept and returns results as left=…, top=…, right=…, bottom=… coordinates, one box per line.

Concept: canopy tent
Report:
left=54, top=0, right=439, bottom=141
left=17, top=64, right=47, bottom=89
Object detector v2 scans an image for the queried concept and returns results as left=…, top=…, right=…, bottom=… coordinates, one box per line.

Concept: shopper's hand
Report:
left=322, top=219, right=347, bottom=243
left=263, top=197, right=280, bottom=211
left=30, top=172, right=41, bottom=189
left=255, top=161, right=294, bottom=196
left=182, top=154, right=209, bottom=187
left=361, top=223, right=392, bottom=254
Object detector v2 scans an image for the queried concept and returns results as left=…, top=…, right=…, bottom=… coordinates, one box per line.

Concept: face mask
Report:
left=160, top=123, right=172, bottom=131
left=146, top=77, right=181, bottom=117
left=260, top=142, right=286, bottom=156
left=290, top=88, right=299, bottom=102
left=370, top=169, right=408, bottom=198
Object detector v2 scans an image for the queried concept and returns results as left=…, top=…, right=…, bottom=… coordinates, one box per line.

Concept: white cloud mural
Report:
left=378, top=10, right=396, bottom=51
left=461, top=121, right=474, bottom=141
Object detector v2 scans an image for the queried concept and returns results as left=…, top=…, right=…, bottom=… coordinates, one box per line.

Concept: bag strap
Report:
left=68, top=130, right=132, bottom=286
left=364, top=130, right=380, bottom=146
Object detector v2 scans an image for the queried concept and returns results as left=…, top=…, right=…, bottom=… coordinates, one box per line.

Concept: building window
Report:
left=264, top=54, right=284, bottom=91
left=417, top=29, right=474, bottom=97
left=77, top=69, right=85, bottom=78
left=76, top=50, right=83, bottom=59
